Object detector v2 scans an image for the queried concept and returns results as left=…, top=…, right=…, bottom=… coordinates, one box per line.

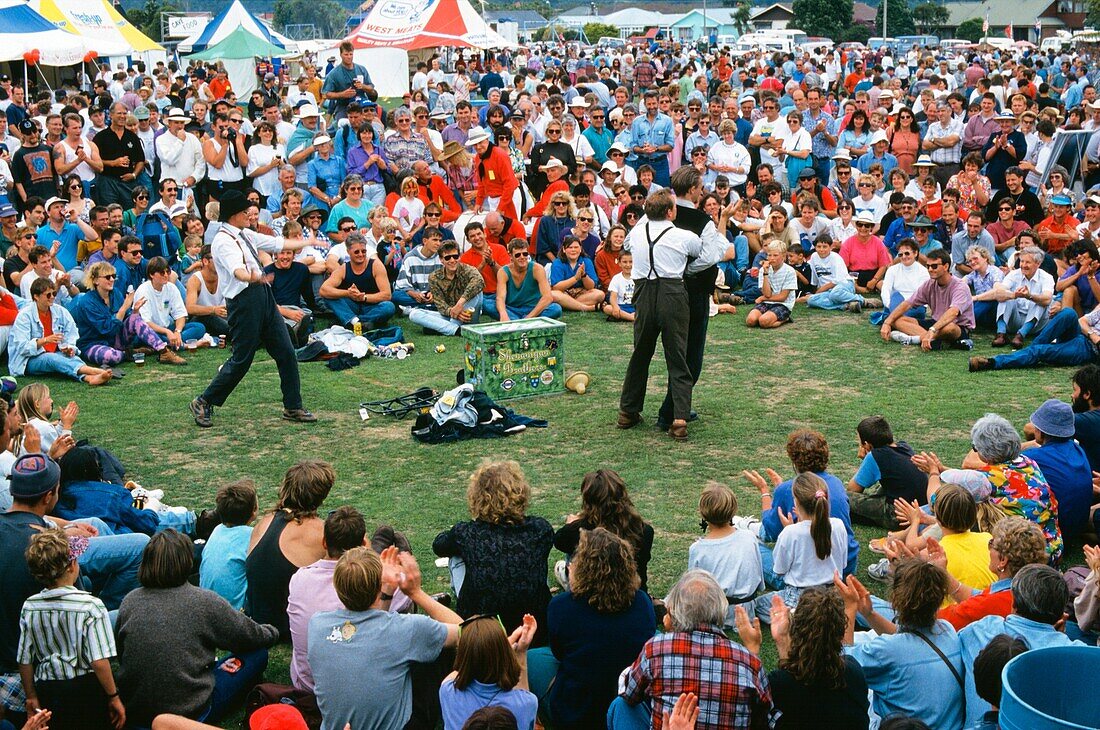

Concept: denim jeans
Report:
left=77, top=529, right=150, bottom=610
left=506, top=302, right=562, bottom=320
left=447, top=556, right=466, bottom=595
left=606, top=697, right=651, bottom=730
left=363, top=182, right=386, bottom=208
left=154, top=321, right=207, bottom=346
left=325, top=298, right=396, bottom=328
left=973, top=300, right=997, bottom=330
left=807, top=279, right=863, bottom=310
left=391, top=289, right=427, bottom=310
left=993, top=307, right=1097, bottom=369
left=408, top=293, right=482, bottom=335
left=482, top=295, right=501, bottom=320
left=196, top=648, right=270, bottom=725
left=758, top=542, right=786, bottom=590
left=996, top=297, right=1049, bottom=336
left=26, top=351, right=86, bottom=380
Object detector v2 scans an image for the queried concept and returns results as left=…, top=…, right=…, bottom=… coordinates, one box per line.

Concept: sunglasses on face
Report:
left=42, top=292, right=56, bottom=299
left=426, top=212, right=441, bottom=217
left=512, top=251, right=530, bottom=258
left=577, top=216, right=593, bottom=222
left=856, top=222, right=873, bottom=228
left=553, top=201, right=568, bottom=206
left=441, top=253, right=459, bottom=261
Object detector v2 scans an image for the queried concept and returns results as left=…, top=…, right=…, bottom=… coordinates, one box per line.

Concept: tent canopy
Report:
left=33, top=0, right=163, bottom=56
left=178, top=0, right=296, bottom=55
left=185, top=26, right=291, bottom=60
left=0, top=0, right=87, bottom=66
left=344, top=0, right=518, bottom=51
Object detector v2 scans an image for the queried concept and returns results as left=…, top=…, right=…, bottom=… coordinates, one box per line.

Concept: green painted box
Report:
left=462, top=318, right=566, bottom=400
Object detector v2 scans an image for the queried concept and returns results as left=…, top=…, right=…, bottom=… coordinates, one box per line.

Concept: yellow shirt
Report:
left=940, top=531, right=996, bottom=606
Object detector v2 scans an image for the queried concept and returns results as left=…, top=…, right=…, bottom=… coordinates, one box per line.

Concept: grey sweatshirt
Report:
left=115, top=583, right=279, bottom=725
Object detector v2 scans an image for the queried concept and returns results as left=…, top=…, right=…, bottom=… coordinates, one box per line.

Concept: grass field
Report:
left=38, top=306, right=1083, bottom=721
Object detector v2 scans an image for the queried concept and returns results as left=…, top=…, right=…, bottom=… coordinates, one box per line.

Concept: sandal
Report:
left=868, top=537, right=889, bottom=554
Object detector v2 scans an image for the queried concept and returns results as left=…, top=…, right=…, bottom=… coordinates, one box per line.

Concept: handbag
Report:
left=785, top=133, right=815, bottom=181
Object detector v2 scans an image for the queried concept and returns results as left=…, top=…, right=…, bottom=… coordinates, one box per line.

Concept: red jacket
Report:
left=0, top=292, right=17, bottom=326
left=527, top=180, right=569, bottom=220
left=485, top=215, right=527, bottom=250
left=475, top=147, right=518, bottom=218
left=417, top=176, right=462, bottom=224
left=937, top=585, right=1013, bottom=631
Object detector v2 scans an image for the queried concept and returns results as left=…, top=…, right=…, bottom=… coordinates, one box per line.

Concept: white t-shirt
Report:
left=245, top=143, right=286, bottom=198
left=772, top=517, right=849, bottom=587
left=809, top=251, right=849, bottom=288
left=852, top=195, right=888, bottom=226
left=751, top=116, right=790, bottom=167
left=882, top=261, right=931, bottom=308
left=759, top=262, right=798, bottom=311
left=392, top=197, right=425, bottom=232
left=135, top=280, right=187, bottom=329
left=607, top=272, right=634, bottom=306
left=688, top=529, right=764, bottom=600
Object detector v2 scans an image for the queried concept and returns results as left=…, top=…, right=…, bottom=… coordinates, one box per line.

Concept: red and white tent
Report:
left=344, top=0, right=517, bottom=50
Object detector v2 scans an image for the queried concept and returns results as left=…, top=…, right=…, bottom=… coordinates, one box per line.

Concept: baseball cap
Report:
left=18, top=119, right=38, bottom=135
left=133, top=106, right=150, bottom=120
left=0, top=203, right=16, bottom=218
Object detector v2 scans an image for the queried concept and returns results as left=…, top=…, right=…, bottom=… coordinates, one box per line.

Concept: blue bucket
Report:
left=1000, top=645, right=1100, bottom=729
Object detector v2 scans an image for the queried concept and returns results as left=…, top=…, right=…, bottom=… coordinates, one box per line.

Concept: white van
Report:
left=979, top=36, right=1014, bottom=50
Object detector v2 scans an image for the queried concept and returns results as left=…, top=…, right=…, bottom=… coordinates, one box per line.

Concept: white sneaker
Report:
left=889, top=331, right=920, bottom=346
left=867, top=557, right=892, bottom=582
left=554, top=559, right=570, bottom=590
left=731, top=515, right=764, bottom=538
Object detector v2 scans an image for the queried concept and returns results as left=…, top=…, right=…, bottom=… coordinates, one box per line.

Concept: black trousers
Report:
left=619, top=278, right=693, bottom=421
left=201, top=283, right=302, bottom=410
left=192, top=314, right=230, bottom=337
left=658, top=286, right=711, bottom=424
left=93, top=174, right=136, bottom=208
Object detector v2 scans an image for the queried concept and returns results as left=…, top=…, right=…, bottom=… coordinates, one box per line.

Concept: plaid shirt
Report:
left=622, top=624, right=777, bottom=730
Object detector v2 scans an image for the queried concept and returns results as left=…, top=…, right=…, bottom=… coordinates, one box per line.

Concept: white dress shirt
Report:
left=211, top=223, right=286, bottom=300
left=623, top=218, right=704, bottom=280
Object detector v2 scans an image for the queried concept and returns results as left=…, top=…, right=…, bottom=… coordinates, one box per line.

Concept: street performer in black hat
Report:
left=189, top=190, right=317, bottom=428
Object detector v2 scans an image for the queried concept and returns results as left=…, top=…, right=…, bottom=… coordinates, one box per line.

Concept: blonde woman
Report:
left=432, top=461, right=553, bottom=644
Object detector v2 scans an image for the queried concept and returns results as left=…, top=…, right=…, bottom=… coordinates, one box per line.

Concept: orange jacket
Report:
left=475, top=147, right=518, bottom=218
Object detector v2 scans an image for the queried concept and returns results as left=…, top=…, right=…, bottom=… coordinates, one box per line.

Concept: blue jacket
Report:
left=7, top=304, right=80, bottom=376
left=67, top=289, right=126, bottom=351
left=55, top=480, right=159, bottom=535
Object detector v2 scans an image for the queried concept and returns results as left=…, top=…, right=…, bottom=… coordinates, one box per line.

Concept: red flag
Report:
left=1005, top=24, right=1013, bottom=40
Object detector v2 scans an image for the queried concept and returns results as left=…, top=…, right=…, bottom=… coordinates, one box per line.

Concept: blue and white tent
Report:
left=0, top=0, right=87, bottom=66
left=177, top=0, right=297, bottom=55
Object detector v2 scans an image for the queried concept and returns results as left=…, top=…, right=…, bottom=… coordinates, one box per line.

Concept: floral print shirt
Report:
left=981, top=455, right=1062, bottom=563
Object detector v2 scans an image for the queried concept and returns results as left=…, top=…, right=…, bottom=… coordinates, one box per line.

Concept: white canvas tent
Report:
left=177, top=0, right=297, bottom=55
left=0, top=0, right=87, bottom=67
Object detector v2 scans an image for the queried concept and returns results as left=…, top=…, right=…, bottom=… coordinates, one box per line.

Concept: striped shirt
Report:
left=394, top=246, right=442, bottom=295
left=17, top=586, right=115, bottom=682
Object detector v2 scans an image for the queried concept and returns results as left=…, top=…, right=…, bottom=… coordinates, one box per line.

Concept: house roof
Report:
left=852, top=2, right=876, bottom=24
left=482, top=10, right=548, bottom=25
left=673, top=8, right=744, bottom=25
left=945, top=0, right=1065, bottom=28
left=749, top=2, right=793, bottom=20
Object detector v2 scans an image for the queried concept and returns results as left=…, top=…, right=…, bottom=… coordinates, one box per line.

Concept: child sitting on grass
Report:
left=605, top=251, right=636, bottom=322
left=786, top=243, right=814, bottom=299
left=746, top=240, right=796, bottom=329
left=688, top=483, right=763, bottom=627
left=18, top=528, right=124, bottom=730
left=883, top=484, right=996, bottom=601
left=199, top=479, right=258, bottom=612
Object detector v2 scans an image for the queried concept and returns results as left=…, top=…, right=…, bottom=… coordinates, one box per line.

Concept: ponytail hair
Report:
left=793, top=472, right=832, bottom=560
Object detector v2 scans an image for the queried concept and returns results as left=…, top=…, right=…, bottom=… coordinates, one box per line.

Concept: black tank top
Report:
left=339, top=259, right=380, bottom=295
left=245, top=511, right=297, bottom=640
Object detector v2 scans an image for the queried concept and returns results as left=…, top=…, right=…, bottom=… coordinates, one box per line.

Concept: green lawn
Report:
left=40, top=306, right=1082, bottom=718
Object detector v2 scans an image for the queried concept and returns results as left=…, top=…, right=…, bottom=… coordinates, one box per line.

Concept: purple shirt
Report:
left=442, top=123, right=472, bottom=146
left=287, top=559, right=344, bottom=692
left=909, top=275, right=976, bottom=329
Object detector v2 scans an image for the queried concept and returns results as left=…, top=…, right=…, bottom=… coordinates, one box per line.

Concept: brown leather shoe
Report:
left=668, top=420, right=688, bottom=441
left=991, top=333, right=1008, bottom=347
left=969, top=356, right=993, bottom=372
left=1011, top=333, right=1025, bottom=349
left=158, top=349, right=188, bottom=365
left=617, top=411, right=642, bottom=429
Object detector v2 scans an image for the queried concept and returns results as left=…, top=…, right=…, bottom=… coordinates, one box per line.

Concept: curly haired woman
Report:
left=534, top=528, right=655, bottom=728
left=433, top=461, right=553, bottom=644
left=553, top=469, right=654, bottom=591
left=764, top=588, right=869, bottom=728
